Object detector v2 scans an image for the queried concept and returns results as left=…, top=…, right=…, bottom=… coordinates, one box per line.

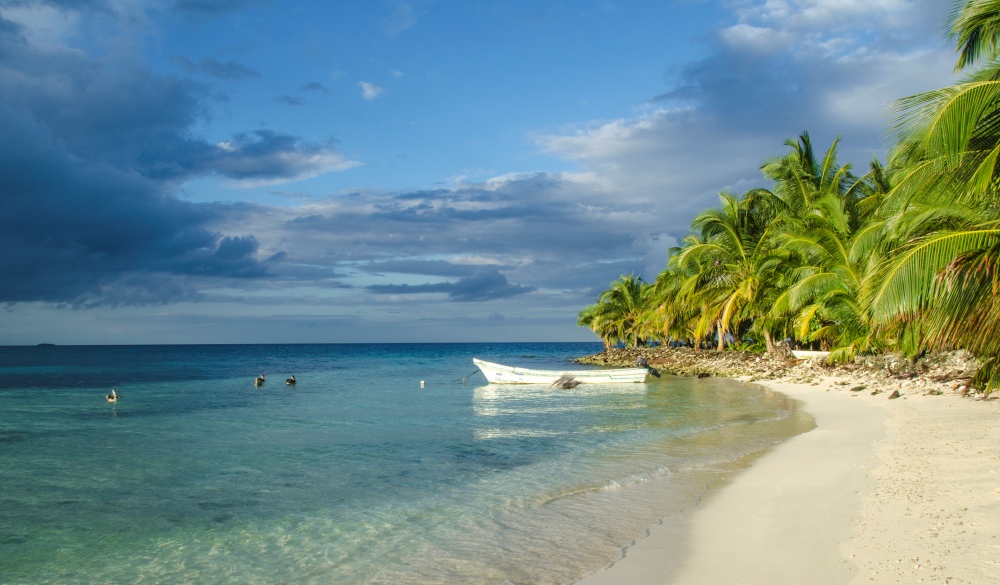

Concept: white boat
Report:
left=473, top=358, right=649, bottom=385
left=791, top=350, right=831, bottom=360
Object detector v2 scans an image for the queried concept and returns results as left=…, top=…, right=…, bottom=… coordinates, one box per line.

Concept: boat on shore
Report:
left=473, top=358, right=649, bottom=385
left=791, top=350, right=831, bottom=360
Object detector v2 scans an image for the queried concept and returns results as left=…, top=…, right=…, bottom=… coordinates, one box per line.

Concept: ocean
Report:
left=0, top=343, right=812, bottom=584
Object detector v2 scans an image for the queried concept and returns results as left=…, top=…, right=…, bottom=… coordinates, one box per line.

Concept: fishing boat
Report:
left=473, top=358, right=649, bottom=385
left=791, top=350, right=831, bottom=360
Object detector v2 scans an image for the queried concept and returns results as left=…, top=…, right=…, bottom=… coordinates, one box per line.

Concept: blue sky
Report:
left=0, top=0, right=958, bottom=345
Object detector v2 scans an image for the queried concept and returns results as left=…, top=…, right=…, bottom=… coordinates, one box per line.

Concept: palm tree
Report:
left=675, top=191, right=788, bottom=351
left=646, top=257, right=701, bottom=348
left=950, top=0, right=1000, bottom=71
left=866, top=0, right=1000, bottom=392
left=765, top=148, right=897, bottom=362
left=577, top=274, right=652, bottom=348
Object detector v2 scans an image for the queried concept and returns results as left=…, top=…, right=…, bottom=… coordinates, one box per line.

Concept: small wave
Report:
left=600, top=467, right=671, bottom=491
left=771, top=408, right=792, bottom=421
left=473, top=428, right=567, bottom=440
left=539, top=467, right=672, bottom=505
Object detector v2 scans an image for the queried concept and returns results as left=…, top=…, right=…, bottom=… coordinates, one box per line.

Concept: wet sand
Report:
left=576, top=375, right=1000, bottom=584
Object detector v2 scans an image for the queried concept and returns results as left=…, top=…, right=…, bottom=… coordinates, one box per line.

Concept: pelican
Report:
left=549, top=374, right=581, bottom=389
left=254, top=374, right=266, bottom=387
left=106, top=388, right=119, bottom=403
left=285, top=375, right=296, bottom=385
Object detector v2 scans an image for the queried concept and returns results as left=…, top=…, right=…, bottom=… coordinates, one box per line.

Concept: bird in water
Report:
left=106, top=388, right=119, bottom=403
left=254, top=374, right=266, bottom=387
left=285, top=375, right=296, bottom=385
left=550, top=374, right=581, bottom=389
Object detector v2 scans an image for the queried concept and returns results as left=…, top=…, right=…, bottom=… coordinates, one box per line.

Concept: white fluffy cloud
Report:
left=533, top=0, right=956, bottom=232
left=359, top=81, right=385, bottom=100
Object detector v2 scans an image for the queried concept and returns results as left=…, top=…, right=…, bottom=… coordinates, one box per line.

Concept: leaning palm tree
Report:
left=866, top=0, right=1000, bottom=393
left=773, top=189, right=885, bottom=360
left=647, top=257, right=703, bottom=347
left=577, top=304, right=615, bottom=350
left=578, top=274, right=652, bottom=348
left=768, top=150, right=896, bottom=361
left=760, top=132, right=856, bottom=220
left=675, top=191, right=788, bottom=351
left=950, top=0, right=1000, bottom=72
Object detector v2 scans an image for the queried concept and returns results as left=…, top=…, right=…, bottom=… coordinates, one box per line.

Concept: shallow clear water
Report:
left=0, top=343, right=811, bottom=584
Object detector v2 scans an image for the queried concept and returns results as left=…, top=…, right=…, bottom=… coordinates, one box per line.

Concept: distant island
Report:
left=37, top=343, right=55, bottom=347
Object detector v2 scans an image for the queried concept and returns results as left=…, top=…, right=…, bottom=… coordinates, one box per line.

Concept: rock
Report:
left=571, top=348, right=982, bottom=393
left=850, top=385, right=866, bottom=392
left=888, top=389, right=901, bottom=399
left=926, top=389, right=942, bottom=396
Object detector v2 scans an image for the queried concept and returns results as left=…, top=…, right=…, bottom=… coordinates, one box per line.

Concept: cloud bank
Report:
left=0, top=0, right=963, bottom=343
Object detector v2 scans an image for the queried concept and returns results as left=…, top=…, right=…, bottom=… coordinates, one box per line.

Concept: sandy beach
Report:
left=576, top=371, right=1000, bottom=585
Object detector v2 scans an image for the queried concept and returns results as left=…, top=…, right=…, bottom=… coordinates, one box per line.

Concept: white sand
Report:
left=576, top=376, right=1000, bottom=585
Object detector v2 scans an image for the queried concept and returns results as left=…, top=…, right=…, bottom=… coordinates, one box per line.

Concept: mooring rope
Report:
left=451, top=369, right=481, bottom=384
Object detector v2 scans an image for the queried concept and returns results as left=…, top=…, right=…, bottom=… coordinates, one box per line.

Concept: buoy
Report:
left=420, top=380, right=425, bottom=388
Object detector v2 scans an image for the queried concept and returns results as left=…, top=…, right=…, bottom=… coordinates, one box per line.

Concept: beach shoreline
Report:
left=575, top=356, right=1000, bottom=585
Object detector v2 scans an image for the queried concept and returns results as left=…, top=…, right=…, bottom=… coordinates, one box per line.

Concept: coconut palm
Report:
left=865, top=0, right=1000, bottom=392
left=760, top=132, right=857, bottom=219
left=646, top=255, right=702, bottom=347
left=675, top=191, right=788, bottom=351
left=765, top=148, right=902, bottom=362
left=950, top=0, right=1000, bottom=71
left=577, top=274, right=652, bottom=348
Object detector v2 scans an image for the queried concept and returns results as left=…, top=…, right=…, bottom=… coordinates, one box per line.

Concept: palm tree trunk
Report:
left=717, top=321, right=725, bottom=350
left=764, top=330, right=775, bottom=354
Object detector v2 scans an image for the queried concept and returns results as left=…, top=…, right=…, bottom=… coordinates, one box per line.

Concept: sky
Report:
left=0, top=0, right=960, bottom=345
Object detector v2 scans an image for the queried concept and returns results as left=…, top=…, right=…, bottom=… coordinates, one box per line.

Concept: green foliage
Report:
left=578, top=1, right=1000, bottom=393
left=578, top=274, right=653, bottom=348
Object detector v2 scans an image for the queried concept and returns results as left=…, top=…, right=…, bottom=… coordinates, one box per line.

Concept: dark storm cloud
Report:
left=175, top=235, right=275, bottom=278
left=0, top=18, right=351, bottom=187
left=0, top=101, right=275, bottom=305
left=252, top=174, right=662, bottom=297
left=172, top=56, right=261, bottom=80
left=0, top=10, right=318, bottom=305
left=138, top=130, right=355, bottom=183
left=366, top=270, right=535, bottom=302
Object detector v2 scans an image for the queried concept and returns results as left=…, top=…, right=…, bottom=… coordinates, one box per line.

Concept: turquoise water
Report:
left=0, top=343, right=810, bottom=584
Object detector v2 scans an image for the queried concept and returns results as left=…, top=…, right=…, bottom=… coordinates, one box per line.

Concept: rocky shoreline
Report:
left=574, top=347, right=994, bottom=399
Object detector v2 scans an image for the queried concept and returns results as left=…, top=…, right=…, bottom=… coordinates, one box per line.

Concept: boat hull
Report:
left=791, top=350, right=831, bottom=360
left=473, top=358, right=648, bottom=384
